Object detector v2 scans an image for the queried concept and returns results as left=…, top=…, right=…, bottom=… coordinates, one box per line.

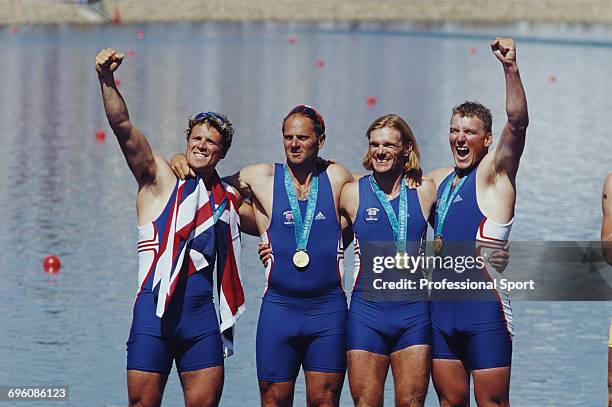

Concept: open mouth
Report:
left=374, top=156, right=390, bottom=164
left=456, top=146, right=469, bottom=158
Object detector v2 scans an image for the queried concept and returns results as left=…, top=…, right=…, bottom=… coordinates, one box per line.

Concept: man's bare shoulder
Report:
left=426, top=167, right=454, bottom=187
left=242, top=162, right=275, bottom=176
left=239, top=163, right=275, bottom=184
left=141, top=153, right=176, bottom=193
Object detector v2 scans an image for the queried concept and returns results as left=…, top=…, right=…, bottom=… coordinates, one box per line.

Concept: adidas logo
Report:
left=453, top=195, right=463, bottom=203
left=315, top=211, right=326, bottom=220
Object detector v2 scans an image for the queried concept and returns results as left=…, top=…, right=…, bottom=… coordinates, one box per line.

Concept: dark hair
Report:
left=282, top=104, right=325, bottom=137
left=452, top=101, right=493, bottom=134
left=185, top=112, right=234, bottom=156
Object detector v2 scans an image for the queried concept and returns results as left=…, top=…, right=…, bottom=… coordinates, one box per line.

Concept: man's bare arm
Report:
left=491, top=38, right=529, bottom=183
left=602, top=174, right=612, bottom=265
left=239, top=199, right=259, bottom=236
left=339, top=180, right=359, bottom=249
left=96, top=48, right=157, bottom=189
left=223, top=164, right=273, bottom=200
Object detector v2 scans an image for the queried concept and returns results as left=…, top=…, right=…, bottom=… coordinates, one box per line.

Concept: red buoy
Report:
left=113, top=6, right=121, bottom=25
left=137, top=29, right=145, bottom=40
left=548, top=74, right=557, bottom=83
left=127, top=50, right=136, bottom=57
left=288, top=35, right=296, bottom=45
left=366, top=96, right=377, bottom=107
left=10, top=26, right=20, bottom=34
left=316, top=59, right=326, bottom=68
left=469, top=47, right=477, bottom=54
left=43, top=256, right=61, bottom=273
left=95, top=129, right=106, bottom=141
left=115, top=78, right=121, bottom=87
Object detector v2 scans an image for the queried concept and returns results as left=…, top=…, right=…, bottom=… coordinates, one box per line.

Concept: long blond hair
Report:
left=362, top=114, right=422, bottom=184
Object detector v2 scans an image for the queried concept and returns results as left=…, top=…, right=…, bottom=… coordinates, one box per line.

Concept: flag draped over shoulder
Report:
left=152, top=171, right=245, bottom=357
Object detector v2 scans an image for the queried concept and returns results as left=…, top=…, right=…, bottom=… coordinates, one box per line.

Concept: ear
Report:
left=484, top=132, right=493, bottom=148
left=318, top=133, right=326, bottom=149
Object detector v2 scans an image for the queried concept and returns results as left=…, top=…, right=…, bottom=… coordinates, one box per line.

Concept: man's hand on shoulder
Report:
left=170, top=153, right=195, bottom=180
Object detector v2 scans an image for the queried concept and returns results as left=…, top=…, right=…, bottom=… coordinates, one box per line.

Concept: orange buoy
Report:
left=288, top=35, right=296, bottom=45
left=95, top=129, right=106, bottom=141
left=43, top=256, right=61, bottom=273
left=366, top=96, right=377, bottom=107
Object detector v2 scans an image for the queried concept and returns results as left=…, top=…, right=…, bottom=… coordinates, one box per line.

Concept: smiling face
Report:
left=185, top=123, right=225, bottom=172
left=367, top=127, right=410, bottom=175
left=282, top=114, right=324, bottom=166
left=449, top=114, right=492, bottom=171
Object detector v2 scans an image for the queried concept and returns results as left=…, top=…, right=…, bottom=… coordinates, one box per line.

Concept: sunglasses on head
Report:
left=192, top=111, right=230, bottom=127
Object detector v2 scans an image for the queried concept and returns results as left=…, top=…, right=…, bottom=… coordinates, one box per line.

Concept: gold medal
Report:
left=293, top=250, right=310, bottom=269
left=396, top=251, right=407, bottom=270
left=433, top=235, right=443, bottom=255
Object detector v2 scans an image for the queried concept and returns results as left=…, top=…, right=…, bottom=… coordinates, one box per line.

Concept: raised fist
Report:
left=491, top=37, right=516, bottom=65
left=95, top=48, right=124, bottom=76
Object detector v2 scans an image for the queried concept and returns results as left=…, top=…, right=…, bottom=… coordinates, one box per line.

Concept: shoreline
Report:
left=3, top=0, right=612, bottom=26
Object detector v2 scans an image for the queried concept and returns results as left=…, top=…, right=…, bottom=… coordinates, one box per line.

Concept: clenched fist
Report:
left=491, top=37, right=516, bottom=65
left=95, top=48, right=124, bottom=76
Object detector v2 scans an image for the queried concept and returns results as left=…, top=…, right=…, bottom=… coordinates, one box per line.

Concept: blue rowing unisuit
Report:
left=128, top=179, right=223, bottom=374
left=348, top=175, right=431, bottom=355
left=263, top=163, right=344, bottom=298
left=431, top=165, right=513, bottom=370
left=256, top=163, right=346, bottom=382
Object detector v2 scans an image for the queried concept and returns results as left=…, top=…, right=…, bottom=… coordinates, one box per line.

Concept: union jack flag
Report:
left=139, top=171, right=245, bottom=357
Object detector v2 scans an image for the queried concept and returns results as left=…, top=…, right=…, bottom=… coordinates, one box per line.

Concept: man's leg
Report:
left=180, top=366, right=224, bottom=407
left=127, top=370, right=168, bottom=407
left=431, top=359, right=470, bottom=407
left=467, top=323, right=512, bottom=407
left=304, top=371, right=345, bottom=407
left=259, top=380, right=296, bottom=407
left=256, top=298, right=302, bottom=407
left=608, top=321, right=612, bottom=407
left=348, top=350, right=389, bottom=407
left=472, top=367, right=510, bottom=407
left=390, top=345, right=431, bottom=407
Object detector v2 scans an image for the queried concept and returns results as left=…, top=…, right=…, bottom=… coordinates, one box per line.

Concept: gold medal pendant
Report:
left=396, top=251, right=406, bottom=270
left=293, top=250, right=310, bottom=270
left=433, top=235, right=443, bottom=255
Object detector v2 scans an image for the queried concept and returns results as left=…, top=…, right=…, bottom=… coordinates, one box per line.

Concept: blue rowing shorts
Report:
left=347, top=295, right=431, bottom=355
left=126, top=291, right=223, bottom=374
left=256, top=292, right=347, bottom=382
